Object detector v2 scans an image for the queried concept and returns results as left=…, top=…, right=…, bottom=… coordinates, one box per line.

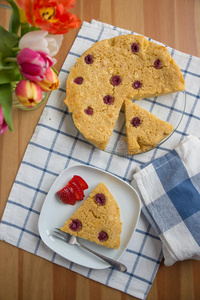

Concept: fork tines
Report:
left=51, top=228, right=68, bottom=241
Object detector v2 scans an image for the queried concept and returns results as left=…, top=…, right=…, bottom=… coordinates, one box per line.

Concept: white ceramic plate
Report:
left=38, top=165, right=141, bottom=269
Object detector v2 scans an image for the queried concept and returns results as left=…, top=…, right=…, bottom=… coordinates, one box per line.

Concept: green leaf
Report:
left=5, top=0, right=21, bottom=34
left=0, top=54, right=22, bottom=83
left=0, top=68, right=22, bottom=84
left=0, top=26, right=19, bottom=58
left=0, top=83, right=13, bottom=131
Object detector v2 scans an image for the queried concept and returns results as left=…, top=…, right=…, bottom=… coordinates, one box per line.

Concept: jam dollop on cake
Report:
left=131, top=42, right=140, bottom=53
left=103, top=95, right=114, bottom=105
left=61, top=183, right=122, bottom=249
left=95, top=193, right=106, bottom=205
left=111, top=75, right=122, bottom=86
left=69, top=219, right=82, bottom=231
left=73, top=77, right=83, bottom=85
left=154, top=59, right=162, bottom=69
left=131, top=117, right=141, bottom=127
left=98, top=231, right=108, bottom=242
left=133, top=80, right=142, bottom=89
left=84, top=54, right=94, bottom=64
left=84, top=106, right=93, bottom=115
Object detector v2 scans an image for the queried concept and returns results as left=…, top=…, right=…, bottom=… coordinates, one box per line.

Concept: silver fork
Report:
left=51, top=228, right=127, bottom=273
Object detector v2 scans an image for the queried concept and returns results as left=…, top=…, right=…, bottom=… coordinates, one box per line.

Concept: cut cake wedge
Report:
left=61, top=182, right=122, bottom=249
left=124, top=99, right=174, bottom=155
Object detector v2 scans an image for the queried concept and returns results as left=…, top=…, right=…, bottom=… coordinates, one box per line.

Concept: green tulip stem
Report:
left=4, top=57, right=17, bottom=63
left=12, top=47, right=20, bottom=52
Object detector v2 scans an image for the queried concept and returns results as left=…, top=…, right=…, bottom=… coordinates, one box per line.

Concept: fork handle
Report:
left=76, top=242, right=127, bottom=272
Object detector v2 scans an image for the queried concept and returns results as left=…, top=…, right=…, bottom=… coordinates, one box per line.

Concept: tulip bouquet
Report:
left=0, top=0, right=81, bottom=135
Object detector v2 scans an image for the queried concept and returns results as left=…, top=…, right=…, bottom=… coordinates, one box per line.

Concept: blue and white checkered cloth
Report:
left=132, top=135, right=200, bottom=266
left=0, top=20, right=200, bottom=300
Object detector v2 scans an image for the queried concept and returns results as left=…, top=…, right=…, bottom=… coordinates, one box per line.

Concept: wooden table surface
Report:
left=0, top=0, right=200, bottom=299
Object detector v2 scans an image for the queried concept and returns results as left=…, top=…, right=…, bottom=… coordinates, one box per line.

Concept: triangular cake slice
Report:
left=124, top=99, right=174, bottom=155
left=61, top=183, right=122, bottom=249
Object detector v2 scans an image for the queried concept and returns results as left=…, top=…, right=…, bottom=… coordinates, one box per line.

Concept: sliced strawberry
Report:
left=69, top=180, right=84, bottom=201
left=56, top=175, right=88, bottom=205
left=73, top=175, right=88, bottom=190
left=57, top=186, right=76, bottom=205
left=66, top=185, right=77, bottom=205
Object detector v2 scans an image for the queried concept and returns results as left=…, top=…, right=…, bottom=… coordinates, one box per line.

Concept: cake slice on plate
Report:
left=61, top=182, right=122, bottom=249
left=124, top=99, right=174, bottom=155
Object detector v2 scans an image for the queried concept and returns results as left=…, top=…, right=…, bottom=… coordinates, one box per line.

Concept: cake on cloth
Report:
left=124, top=99, right=174, bottom=155
left=61, top=183, right=122, bottom=249
left=64, top=34, right=185, bottom=152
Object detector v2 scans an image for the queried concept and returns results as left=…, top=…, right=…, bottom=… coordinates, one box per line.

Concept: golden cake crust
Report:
left=124, top=99, right=174, bottom=154
left=64, top=34, right=185, bottom=151
left=61, top=183, right=122, bottom=249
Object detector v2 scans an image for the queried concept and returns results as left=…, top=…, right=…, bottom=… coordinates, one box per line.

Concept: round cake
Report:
left=61, top=182, right=122, bottom=249
left=64, top=34, right=185, bottom=152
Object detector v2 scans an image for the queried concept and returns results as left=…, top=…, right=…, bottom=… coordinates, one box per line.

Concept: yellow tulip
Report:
left=15, top=79, right=43, bottom=108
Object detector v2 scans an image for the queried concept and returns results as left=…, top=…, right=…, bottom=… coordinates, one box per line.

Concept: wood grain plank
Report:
left=110, top=0, right=144, bottom=33
left=176, top=0, right=198, bottom=56
left=180, top=261, right=194, bottom=300
left=53, top=264, right=77, bottom=299
left=143, top=0, right=176, bottom=48
left=0, top=243, right=18, bottom=300
left=156, top=261, right=181, bottom=300
left=194, top=0, right=200, bottom=57
left=0, top=1, right=200, bottom=300
left=22, top=253, right=53, bottom=300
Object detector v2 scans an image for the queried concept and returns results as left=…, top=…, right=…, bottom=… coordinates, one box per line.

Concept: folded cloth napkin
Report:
left=0, top=20, right=200, bottom=300
left=132, top=135, right=200, bottom=266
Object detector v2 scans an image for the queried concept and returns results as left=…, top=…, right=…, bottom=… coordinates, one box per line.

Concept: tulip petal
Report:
left=45, top=34, right=63, bottom=56
left=0, top=106, right=9, bottom=135
left=15, top=79, right=43, bottom=108
left=19, top=30, right=50, bottom=54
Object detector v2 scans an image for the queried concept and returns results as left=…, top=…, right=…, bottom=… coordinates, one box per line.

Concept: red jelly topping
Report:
left=95, top=193, right=106, bottom=205
left=154, top=59, right=162, bottom=69
left=98, top=231, right=108, bottom=242
left=131, top=43, right=140, bottom=53
left=84, top=54, right=94, bottom=64
left=133, top=80, right=142, bottom=89
left=69, top=219, right=82, bottom=231
left=131, top=117, right=142, bottom=127
left=103, top=95, right=114, bottom=105
left=111, top=75, right=122, bottom=86
left=73, top=77, right=83, bottom=85
left=84, top=106, right=93, bottom=115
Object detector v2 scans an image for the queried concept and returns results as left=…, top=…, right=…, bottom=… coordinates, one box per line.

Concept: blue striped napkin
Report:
left=132, top=135, right=200, bottom=266
left=0, top=20, right=200, bottom=299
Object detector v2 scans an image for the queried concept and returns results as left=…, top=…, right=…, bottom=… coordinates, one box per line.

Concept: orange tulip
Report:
left=16, top=0, right=81, bottom=34
left=37, top=67, right=60, bottom=92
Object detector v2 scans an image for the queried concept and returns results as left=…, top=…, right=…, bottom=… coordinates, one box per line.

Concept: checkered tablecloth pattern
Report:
left=0, top=20, right=200, bottom=299
left=132, top=135, right=200, bottom=266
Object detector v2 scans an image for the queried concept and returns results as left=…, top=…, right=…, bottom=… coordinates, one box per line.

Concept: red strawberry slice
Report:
left=56, top=175, right=88, bottom=205
left=57, top=186, right=76, bottom=205
left=67, top=185, right=77, bottom=205
left=73, top=175, right=88, bottom=190
left=68, top=181, right=84, bottom=201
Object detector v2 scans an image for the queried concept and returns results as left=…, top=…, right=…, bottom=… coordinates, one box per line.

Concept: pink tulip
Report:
left=15, top=79, right=43, bottom=108
left=17, top=48, right=54, bottom=82
left=0, top=106, right=9, bottom=135
left=37, top=67, right=60, bottom=92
